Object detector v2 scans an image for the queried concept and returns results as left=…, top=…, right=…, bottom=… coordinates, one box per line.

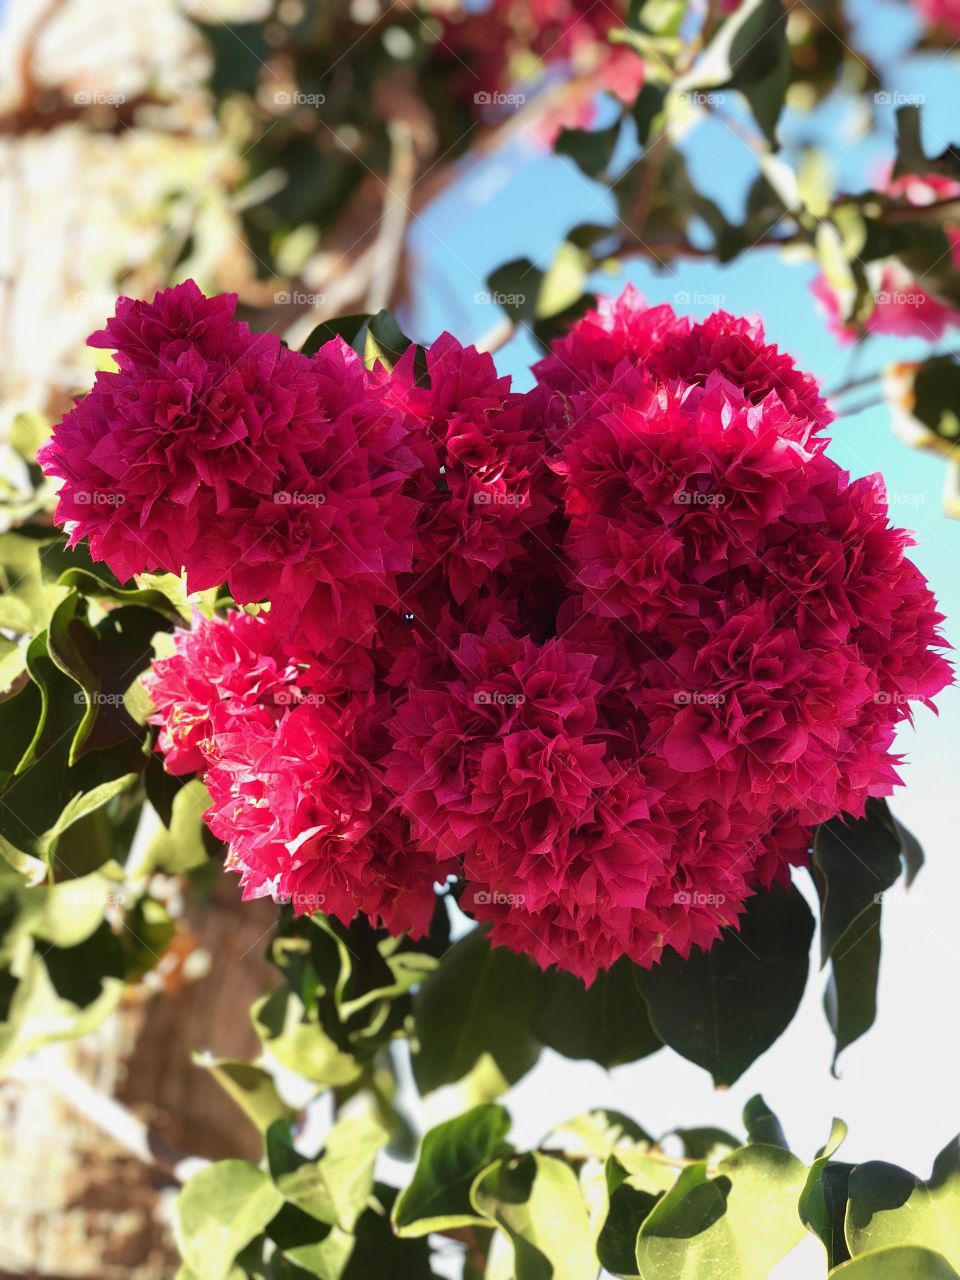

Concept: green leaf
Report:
left=286, top=1185, right=437, bottom=1279
left=10, top=410, right=49, bottom=462
left=635, top=1144, right=809, bottom=1280
left=555, top=121, right=622, bottom=180
left=669, top=1128, right=742, bottom=1162
left=891, top=812, right=924, bottom=887
left=56, top=566, right=185, bottom=623
left=486, top=259, right=541, bottom=325
left=137, top=778, right=213, bottom=876
left=531, top=957, right=661, bottom=1067
left=799, top=1119, right=851, bottom=1267
left=471, top=1153, right=596, bottom=1280
left=0, top=943, right=125, bottom=1070
left=903, top=355, right=960, bottom=449
left=299, top=310, right=412, bottom=370
left=742, top=1095, right=788, bottom=1150
left=845, top=1139, right=960, bottom=1271
left=598, top=1155, right=668, bottom=1276
left=824, top=900, right=882, bottom=1072
left=548, top=1109, right=655, bottom=1159
left=275, top=1113, right=388, bottom=1232
left=829, top=1246, right=960, bottom=1278
left=45, top=589, right=101, bottom=763
left=813, top=801, right=903, bottom=966
left=413, top=926, right=540, bottom=1101
left=394, top=1103, right=512, bottom=1237
left=0, top=533, right=69, bottom=635
left=24, top=872, right=121, bottom=948
left=805, top=1163, right=856, bottom=1269
left=197, top=1055, right=296, bottom=1134
left=253, top=987, right=362, bottom=1088
left=674, top=0, right=790, bottom=143
left=814, top=801, right=911, bottom=1064
left=174, top=1160, right=284, bottom=1280
left=636, top=885, right=814, bottom=1085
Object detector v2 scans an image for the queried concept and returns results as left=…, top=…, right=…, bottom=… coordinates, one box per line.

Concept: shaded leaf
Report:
left=636, top=885, right=814, bottom=1085
left=531, top=957, right=661, bottom=1068
left=742, top=1095, right=788, bottom=1150
left=471, top=1153, right=595, bottom=1280
left=412, top=926, right=540, bottom=1101
left=845, top=1139, right=960, bottom=1271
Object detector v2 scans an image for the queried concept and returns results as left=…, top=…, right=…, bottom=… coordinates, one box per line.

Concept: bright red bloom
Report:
left=45, top=282, right=951, bottom=982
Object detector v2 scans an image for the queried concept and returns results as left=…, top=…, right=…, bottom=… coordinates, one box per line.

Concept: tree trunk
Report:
left=0, top=879, right=278, bottom=1279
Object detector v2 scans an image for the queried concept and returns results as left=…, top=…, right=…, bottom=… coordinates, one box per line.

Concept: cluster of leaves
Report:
left=0, top=418, right=222, bottom=1067
left=174, top=1092, right=960, bottom=1279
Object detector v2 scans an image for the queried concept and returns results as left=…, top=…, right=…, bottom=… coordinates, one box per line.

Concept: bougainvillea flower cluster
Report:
left=440, top=0, right=645, bottom=142
left=40, top=281, right=951, bottom=982
left=813, top=171, right=960, bottom=341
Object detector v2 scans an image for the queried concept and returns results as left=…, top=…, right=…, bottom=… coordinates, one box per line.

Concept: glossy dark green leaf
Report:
left=674, top=0, right=790, bottom=142
left=799, top=1119, right=851, bottom=1266
left=812, top=800, right=903, bottom=964
left=299, top=310, right=412, bottom=370
left=636, top=885, right=814, bottom=1085
left=824, top=900, right=882, bottom=1072
left=597, top=1156, right=661, bottom=1277
left=742, top=1095, right=788, bottom=1150
left=412, top=926, right=541, bottom=1100
left=531, top=957, right=662, bottom=1068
